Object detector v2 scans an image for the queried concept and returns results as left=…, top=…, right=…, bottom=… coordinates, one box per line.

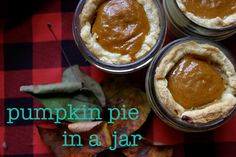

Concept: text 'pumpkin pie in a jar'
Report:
left=154, top=40, right=236, bottom=125
left=79, top=0, right=161, bottom=65
left=176, top=0, right=236, bottom=28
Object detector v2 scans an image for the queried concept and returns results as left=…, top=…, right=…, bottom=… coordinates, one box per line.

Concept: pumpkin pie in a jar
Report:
left=79, top=0, right=161, bottom=65
left=176, top=0, right=236, bottom=28
left=154, top=39, right=236, bottom=125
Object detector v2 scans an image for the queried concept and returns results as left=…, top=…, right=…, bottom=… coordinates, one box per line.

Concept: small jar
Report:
left=73, top=0, right=167, bottom=74
left=145, top=37, right=236, bottom=132
left=163, top=0, right=236, bottom=41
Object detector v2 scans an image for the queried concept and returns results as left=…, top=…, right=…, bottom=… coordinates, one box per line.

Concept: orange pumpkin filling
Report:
left=92, top=0, right=150, bottom=61
left=167, top=55, right=225, bottom=109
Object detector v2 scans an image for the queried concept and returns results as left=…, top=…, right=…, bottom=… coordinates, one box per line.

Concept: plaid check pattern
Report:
left=0, top=0, right=236, bottom=156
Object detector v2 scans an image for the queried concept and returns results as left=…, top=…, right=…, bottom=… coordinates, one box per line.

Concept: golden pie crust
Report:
left=154, top=41, right=236, bottom=124
left=79, top=0, right=160, bottom=64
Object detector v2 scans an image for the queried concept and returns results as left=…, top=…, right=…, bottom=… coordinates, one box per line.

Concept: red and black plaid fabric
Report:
left=0, top=0, right=236, bottom=157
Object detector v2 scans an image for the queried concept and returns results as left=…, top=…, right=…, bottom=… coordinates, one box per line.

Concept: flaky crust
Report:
left=79, top=0, right=160, bottom=64
left=154, top=41, right=236, bottom=124
left=176, top=0, right=236, bottom=28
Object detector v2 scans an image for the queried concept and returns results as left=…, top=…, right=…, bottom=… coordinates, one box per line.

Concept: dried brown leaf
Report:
left=38, top=126, right=106, bottom=157
left=102, top=77, right=151, bottom=137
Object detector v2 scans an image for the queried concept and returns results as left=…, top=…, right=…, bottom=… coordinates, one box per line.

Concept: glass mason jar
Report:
left=145, top=37, right=236, bottom=132
left=163, top=0, right=236, bottom=41
left=73, top=0, right=167, bottom=74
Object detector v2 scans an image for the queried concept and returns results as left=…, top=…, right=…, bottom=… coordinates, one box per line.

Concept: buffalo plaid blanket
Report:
left=0, top=0, right=236, bottom=157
